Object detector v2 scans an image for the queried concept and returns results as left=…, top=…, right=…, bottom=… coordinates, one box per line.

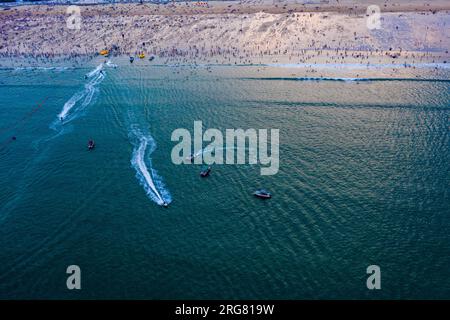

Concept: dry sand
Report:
left=0, top=0, right=449, bottom=68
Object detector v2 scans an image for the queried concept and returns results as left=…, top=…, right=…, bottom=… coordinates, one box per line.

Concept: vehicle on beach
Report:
left=253, top=189, right=271, bottom=199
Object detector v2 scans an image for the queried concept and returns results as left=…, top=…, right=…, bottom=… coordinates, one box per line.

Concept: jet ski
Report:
left=162, top=201, right=169, bottom=208
left=253, top=189, right=271, bottom=199
left=186, top=154, right=195, bottom=162
left=87, top=140, right=95, bottom=150
left=129, top=56, right=134, bottom=63
left=149, top=56, right=155, bottom=62
left=200, top=166, right=211, bottom=177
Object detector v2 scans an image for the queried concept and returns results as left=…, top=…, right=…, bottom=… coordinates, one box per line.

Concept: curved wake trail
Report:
left=86, top=64, right=104, bottom=78
left=51, top=63, right=106, bottom=129
left=129, top=126, right=171, bottom=207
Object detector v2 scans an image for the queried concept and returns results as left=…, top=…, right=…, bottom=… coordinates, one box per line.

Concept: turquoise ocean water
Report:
left=0, top=58, right=449, bottom=299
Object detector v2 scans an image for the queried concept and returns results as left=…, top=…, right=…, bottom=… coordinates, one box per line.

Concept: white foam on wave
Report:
left=105, top=60, right=118, bottom=68
left=13, top=66, right=71, bottom=72
left=191, top=146, right=256, bottom=160
left=296, top=77, right=365, bottom=82
left=130, top=126, right=171, bottom=207
left=266, top=62, right=450, bottom=70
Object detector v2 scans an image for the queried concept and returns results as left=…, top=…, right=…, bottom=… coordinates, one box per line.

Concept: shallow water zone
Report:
left=0, top=60, right=449, bottom=299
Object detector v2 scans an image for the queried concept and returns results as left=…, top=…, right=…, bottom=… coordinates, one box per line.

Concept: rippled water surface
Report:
left=0, top=61, right=449, bottom=299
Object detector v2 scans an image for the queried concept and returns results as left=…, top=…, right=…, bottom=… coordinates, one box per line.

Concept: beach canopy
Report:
left=139, top=53, right=146, bottom=59
left=100, top=50, right=109, bottom=56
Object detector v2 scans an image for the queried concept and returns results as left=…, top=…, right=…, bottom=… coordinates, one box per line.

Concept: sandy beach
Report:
left=0, top=0, right=449, bottom=71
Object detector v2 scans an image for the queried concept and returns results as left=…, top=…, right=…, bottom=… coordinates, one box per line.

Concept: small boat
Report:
left=253, top=189, right=271, bottom=199
left=200, top=166, right=211, bottom=177
left=87, top=140, right=95, bottom=150
left=129, top=56, right=134, bottom=63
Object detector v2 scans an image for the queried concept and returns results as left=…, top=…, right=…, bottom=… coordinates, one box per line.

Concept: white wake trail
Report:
left=86, top=63, right=104, bottom=78
left=105, top=60, right=118, bottom=68
left=56, top=64, right=105, bottom=123
left=130, top=127, right=171, bottom=207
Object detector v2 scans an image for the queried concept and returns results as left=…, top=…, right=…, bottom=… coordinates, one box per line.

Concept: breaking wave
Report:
left=242, top=77, right=450, bottom=83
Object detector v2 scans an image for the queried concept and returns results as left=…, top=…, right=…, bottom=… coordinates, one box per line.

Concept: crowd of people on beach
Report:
left=0, top=1, right=448, bottom=71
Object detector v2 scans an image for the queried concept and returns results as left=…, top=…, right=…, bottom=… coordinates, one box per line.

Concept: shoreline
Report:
left=2, top=55, right=449, bottom=82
